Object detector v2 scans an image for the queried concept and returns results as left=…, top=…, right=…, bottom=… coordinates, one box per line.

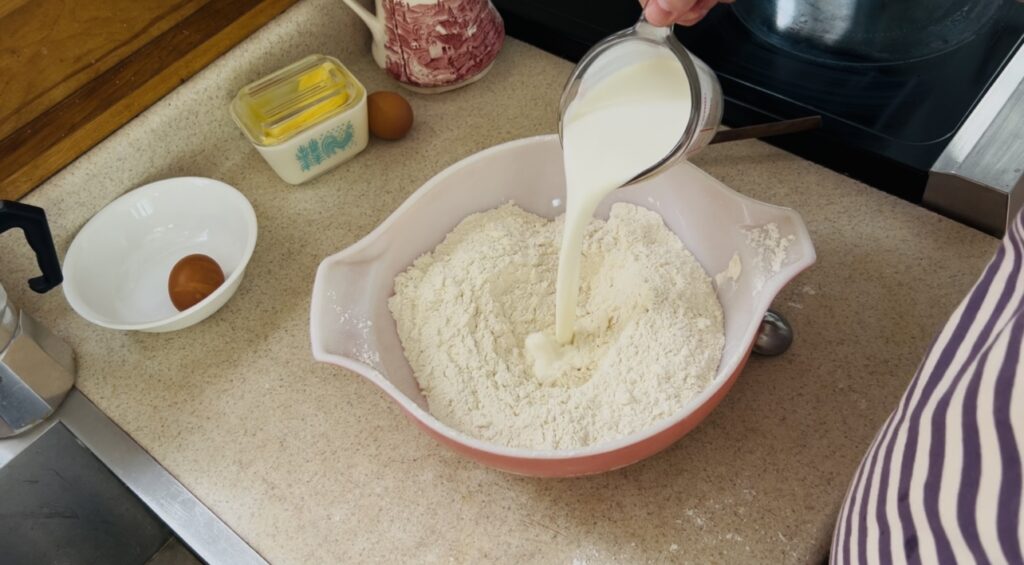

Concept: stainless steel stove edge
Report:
left=0, top=389, right=268, bottom=565
left=926, top=41, right=1024, bottom=237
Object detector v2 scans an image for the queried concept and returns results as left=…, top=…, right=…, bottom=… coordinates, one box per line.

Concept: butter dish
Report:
left=231, top=54, right=369, bottom=185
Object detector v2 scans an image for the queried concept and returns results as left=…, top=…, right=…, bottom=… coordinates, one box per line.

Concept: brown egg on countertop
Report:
left=367, top=91, right=414, bottom=140
left=168, top=254, right=225, bottom=311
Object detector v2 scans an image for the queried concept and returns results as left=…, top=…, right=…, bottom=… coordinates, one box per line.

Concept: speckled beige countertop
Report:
left=0, top=1, right=1001, bottom=563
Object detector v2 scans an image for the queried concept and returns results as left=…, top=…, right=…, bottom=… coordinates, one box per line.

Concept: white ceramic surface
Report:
left=63, top=177, right=257, bottom=332
left=310, top=135, right=816, bottom=474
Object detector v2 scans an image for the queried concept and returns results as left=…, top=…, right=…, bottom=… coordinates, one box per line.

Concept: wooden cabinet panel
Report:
left=0, top=0, right=300, bottom=201
left=0, top=0, right=208, bottom=141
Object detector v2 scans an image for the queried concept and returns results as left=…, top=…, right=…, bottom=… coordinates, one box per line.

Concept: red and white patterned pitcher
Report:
left=341, top=0, right=505, bottom=93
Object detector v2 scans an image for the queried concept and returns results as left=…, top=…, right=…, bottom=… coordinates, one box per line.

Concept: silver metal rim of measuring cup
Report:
left=557, top=13, right=703, bottom=188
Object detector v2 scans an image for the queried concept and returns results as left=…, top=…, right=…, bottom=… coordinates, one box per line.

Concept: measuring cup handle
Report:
left=635, top=10, right=674, bottom=39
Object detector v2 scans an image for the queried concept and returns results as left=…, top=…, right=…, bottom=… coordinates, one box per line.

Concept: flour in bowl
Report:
left=388, top=202, right=724, bottom=450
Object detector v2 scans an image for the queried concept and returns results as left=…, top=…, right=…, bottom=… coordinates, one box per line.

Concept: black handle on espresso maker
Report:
left=0, top=200, right=63, bottom=294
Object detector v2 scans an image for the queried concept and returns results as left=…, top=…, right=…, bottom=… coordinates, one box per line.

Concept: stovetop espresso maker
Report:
left=0, top=200, right=75, bottom=438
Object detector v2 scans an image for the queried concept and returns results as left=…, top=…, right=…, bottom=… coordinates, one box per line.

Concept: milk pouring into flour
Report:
left=541, top=17, right=725, bottom=348
left=551, top=54, right=692, bottom=345
left=522, top=53, right=693, bottom=371
left=388, top=20, right=728, bottom=449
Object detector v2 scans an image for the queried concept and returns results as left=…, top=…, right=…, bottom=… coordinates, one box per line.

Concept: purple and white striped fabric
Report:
left=833, top=210, right=1024, bottom=565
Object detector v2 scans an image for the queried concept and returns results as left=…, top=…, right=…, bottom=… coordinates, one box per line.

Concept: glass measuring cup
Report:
left=558, top=13, right=723, bottom=187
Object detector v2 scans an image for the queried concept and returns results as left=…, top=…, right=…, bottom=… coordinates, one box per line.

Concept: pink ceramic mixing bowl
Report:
left=310, top=135, right=815, bottom=477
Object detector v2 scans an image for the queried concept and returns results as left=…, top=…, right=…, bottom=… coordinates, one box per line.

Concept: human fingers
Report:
left=641, top=0, right=700, bottom=27
left=674, top=0, right=727, bottom=26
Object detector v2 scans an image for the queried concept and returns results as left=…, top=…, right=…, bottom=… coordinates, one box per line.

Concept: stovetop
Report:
left=494, top=0, right=1024, bottom=201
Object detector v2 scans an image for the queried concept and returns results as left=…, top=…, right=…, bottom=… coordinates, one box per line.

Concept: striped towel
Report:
left=832, top=210, right=1024, bottom=564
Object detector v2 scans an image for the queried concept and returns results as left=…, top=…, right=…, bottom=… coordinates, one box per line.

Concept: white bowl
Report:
left=310, top=135, right=816, bottom=476
left=63, top=177, right=257, bottom=332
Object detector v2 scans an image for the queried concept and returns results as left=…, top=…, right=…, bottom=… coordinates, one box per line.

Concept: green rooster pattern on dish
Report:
left=295, top=122, right=355, bottom=171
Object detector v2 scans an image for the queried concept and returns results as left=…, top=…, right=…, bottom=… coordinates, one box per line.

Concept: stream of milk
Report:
left=552, top=53, right=692, bottom=344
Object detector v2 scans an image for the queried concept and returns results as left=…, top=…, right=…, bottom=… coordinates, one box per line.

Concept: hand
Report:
left=640, top=0, right=735, bottom=27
